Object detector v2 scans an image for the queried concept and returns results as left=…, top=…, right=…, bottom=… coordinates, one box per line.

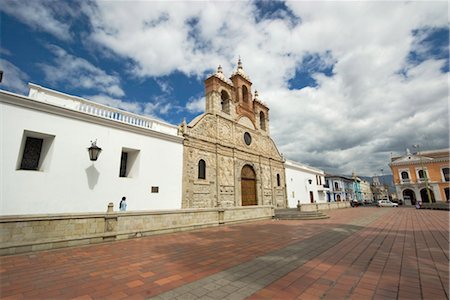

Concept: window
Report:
left=119, top=152, right=128, bottom=177
left=221, top=90, right=230, bottom=114
left=418, top=169, right=427, bottom=179
left=259, top=111, right=266, bottom=130
left=198, top=159, right=206, bottom=179
left=334, top=182, right=339, bottom=190
left=276, top=174, right=281, bottom=186
left=17, top=130, right=55, bottom=171
left=244, top=132, right=252, bottom=145
left=242, top=85, right=248, bottom=102
left=20, top=137, right=43, bottom=170
left=119, top=148, right=140, bottom=178
left=442, top=168, right=449, bottom=182
left=401, top=171, right=409, bottom=179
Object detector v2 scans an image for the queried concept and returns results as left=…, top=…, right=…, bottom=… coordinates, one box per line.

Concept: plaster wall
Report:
left=1, top=98, right=183, bottom=215
left=285, top=165, right=326, bottom=207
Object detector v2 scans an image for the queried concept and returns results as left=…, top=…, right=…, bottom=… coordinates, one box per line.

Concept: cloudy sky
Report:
left=1, top=0, right=448, bottom=176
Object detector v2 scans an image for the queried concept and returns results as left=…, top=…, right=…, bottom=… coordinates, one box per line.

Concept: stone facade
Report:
left=180, top=61, right=287, bottom=209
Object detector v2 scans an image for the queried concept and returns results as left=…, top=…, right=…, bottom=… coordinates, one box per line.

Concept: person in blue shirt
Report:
left=119, top=196, right=127, bottom=211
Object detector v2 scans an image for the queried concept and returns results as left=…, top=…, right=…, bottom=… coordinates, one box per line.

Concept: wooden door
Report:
left=241, top=165, right=257, bottom=206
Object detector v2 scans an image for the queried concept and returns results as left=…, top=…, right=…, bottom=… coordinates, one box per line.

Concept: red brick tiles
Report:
left=0, top=208, right=448, bottom=299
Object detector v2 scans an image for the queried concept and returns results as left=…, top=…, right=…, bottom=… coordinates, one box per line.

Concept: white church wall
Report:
left=1, top=88, right=183, bottom=216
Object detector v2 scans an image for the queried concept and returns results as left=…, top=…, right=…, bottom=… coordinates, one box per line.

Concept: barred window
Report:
left=20, top=137, right=43, bottom=170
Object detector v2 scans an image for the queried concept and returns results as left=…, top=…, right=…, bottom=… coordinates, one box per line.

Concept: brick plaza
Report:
left=0, top=207, right=448, bottom=299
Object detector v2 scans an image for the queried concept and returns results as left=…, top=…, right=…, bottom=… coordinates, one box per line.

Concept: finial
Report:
left=237, top=56, right=243, bottom=70
left=217, top=65, right=223, bottom=74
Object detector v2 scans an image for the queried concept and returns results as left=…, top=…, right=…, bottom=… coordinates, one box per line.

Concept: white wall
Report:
left=1, top=92, right=183, bottom=215
left=285, top=161, right=327, bottom=207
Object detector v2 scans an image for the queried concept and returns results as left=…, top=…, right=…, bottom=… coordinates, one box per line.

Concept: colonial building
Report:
left=179, top=60, right=287, bottom=208
left=285, top=160, right=328, bottom=207
left=390, top=148, right=450, bottom=205
left=0, top=84, right=184, bottom=215
left=325, top=175, right=352, bottom=202
left=359, top=178, right=374, bottom=203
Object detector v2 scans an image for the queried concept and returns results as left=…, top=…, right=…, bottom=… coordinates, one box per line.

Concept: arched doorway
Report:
left=402, top=189, right=416, bottom=205
left=420, top=188, right=435, bottom=203
left=336, top=194, right=341, bottom=201
left=241, top=165, right=257, bottom=206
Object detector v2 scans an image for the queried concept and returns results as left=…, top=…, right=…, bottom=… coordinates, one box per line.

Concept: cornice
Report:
left=390, top=157, right=449, bottom=167
left=0, top=90, right=184, bottom=144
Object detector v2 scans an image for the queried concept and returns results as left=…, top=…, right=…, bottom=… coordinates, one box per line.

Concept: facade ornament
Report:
left=237, top=57, right=243, bottom=70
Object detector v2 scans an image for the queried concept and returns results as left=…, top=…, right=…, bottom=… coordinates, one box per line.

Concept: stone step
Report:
left=274, top=209, right=329, bottom=220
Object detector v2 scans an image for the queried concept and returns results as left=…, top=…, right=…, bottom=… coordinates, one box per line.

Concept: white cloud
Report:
left=0, top=59, right=29, bottom=94
left=186, top=96, right=205, bottom=114
left=40, top=45, right=124, bottom=97
left=0, top=0, right=75, bottom=41
left=17, top=1, right=448, bottom=175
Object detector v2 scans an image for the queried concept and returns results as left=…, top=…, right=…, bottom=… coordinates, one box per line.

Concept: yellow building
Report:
left=389, top=148, right=449, bottom=205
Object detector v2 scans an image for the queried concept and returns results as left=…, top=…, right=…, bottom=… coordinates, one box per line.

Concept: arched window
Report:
left=242, top=85, right=248, bottom=102
left=259, top=111, right=266, bottom=130
left=221, top=90, right=230, bottom=114
left=277, top=174, right=281, bottom=186
left=442, top=168, right=449, bottom=182
left=198, top=159, right=206, bottom=179
left=418, top=169, right=427, bottom=179
left=334, top=182, right=339, bottom=190
left=420, top=188, right=435, bottom=203
left=401, top=171, right=409, bottom=179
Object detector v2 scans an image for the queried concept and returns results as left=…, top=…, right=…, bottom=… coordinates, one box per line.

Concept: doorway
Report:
left=241, top=165, right=257, bottom=206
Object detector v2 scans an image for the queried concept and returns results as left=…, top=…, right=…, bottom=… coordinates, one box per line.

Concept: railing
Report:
left=28, top=84, right=179, bottom=136
left=401, top=179, right=411, bottom=184
left=78, top=101, right=178, bottom=135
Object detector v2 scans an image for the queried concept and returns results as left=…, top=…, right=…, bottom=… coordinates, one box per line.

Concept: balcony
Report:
left=401, top=179, right=411, bottom=184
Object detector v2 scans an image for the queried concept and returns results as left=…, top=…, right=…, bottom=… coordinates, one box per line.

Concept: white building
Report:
left=285, top=160, right=329, bottom=207
left=0, top=84, right=184, bottom=215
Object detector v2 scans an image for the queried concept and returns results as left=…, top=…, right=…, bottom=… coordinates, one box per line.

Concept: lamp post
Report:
left=413, top=144, right=432, bottom=203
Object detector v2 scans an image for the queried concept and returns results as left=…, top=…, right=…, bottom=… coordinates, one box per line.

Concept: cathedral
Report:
left=179, top=60, right=287, bottom=209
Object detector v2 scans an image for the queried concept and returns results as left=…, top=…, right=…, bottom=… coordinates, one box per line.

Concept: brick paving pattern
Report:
left=0, top=207, right=448, bottom=300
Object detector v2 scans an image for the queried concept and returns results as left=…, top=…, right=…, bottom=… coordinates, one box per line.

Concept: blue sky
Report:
left=1, top=0, right=448, bottom=176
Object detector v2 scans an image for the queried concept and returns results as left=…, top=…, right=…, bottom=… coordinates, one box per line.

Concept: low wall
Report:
left=298, top=201, right=351, bottom=212
left=0, top=205, right=274, bottom=256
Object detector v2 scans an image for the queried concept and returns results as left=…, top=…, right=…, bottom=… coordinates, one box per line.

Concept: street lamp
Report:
left=88, top=140, right=102, bottom=161
left=413, top=144, right=432, bottom=203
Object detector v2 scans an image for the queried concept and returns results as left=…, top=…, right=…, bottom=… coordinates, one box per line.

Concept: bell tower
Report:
left=203, top=59, right=270, bottom=133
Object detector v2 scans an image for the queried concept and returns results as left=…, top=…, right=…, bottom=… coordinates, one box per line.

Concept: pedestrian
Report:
left=119, top=196, right=127, bottom=211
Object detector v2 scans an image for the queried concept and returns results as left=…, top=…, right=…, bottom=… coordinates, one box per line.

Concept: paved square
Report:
left=0, top=207, right=448, bottom=299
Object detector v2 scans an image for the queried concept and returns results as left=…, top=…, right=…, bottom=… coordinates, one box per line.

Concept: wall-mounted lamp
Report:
left=308, top=179, right=312, bottom=184
left=88, top=140, right=102, bottom=161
